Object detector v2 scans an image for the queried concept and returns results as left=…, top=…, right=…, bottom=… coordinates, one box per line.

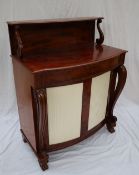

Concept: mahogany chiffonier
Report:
left=7, top=17, right=127, bottom=170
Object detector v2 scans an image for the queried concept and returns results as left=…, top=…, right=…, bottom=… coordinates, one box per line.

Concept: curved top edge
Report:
left=7, top=17, right=104, bottom=25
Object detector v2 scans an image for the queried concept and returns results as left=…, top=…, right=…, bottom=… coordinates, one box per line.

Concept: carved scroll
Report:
left=32, top=88, right=49, bottom=170
left=32, top=89, right=49, bottom=151
left=96, top=19, right=104, bottom=45
left=15, top=25, right=23, bottom=58
left=106, top=65, right=127, bottom=133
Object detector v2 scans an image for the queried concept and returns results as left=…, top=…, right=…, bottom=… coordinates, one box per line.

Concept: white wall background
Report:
left=0, top=0, right=139, bottom=175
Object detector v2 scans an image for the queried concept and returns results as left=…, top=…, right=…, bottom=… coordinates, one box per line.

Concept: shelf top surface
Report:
left=13, top=45, right=127, bottom=73
left=7, top=16, right=103, bottom=25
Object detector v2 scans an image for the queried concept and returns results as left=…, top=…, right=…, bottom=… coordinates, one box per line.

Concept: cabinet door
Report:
left=88, top=72, right=110, bottom=130
left=47, top=83, right=83, bottom=145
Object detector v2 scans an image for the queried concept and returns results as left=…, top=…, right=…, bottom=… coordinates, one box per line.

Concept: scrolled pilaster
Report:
left=106, top=65, right=127, bottom=133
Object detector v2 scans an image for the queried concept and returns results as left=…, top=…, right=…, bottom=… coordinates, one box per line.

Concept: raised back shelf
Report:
left=8, top=17, right=103, bottom=59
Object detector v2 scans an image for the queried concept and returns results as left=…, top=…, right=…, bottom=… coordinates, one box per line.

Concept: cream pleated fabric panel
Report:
left=47, top=83, right=83, bottom=145
left=88, top=72, right=110, bottom=130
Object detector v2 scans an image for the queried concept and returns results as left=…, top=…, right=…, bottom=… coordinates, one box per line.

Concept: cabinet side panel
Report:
left=12, top=58, right=37, bottom=151
left=88, top=72, right=110, bottom=130
left=47, top=83, right=83, bottom=145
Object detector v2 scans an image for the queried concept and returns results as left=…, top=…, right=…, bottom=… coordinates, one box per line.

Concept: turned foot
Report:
left=106, top=116, right=117, bottom=133
left=21, top=132, right=27, bottom=143
left=23, top=137, right=27, bottom=143
left=38, top=152, right=49, bottom=171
